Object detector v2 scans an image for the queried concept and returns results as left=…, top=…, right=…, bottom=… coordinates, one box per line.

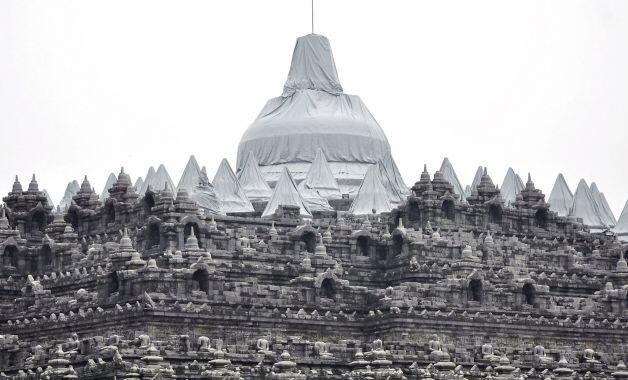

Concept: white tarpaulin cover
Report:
left=139, top=166, right=156, bottom=195
left=297, top=182, right=334, bottom=212
left=190, top=168, right=223, bottom=215
left=257, top=162, right=375, bottom=197
left=466, top=166, right=484, bottom=197
left=58, top=180, right=80, bottom=211
left=572, top=179, right=605, bottom=227
left=600, top=193, right=616, bottom=225
left=100, top=173, right=117, bottom=202
left=43, top=189, right=54, bottom=208
left=590, top=182, right=616, bottom=226
left=177, top=155, right=203, bottom=193
left=301, top=148, right=341, bottom=199
left=463, top=185, right=471, bottom=199
left=134, top=177, right=144, bottom=194
left=348, top=165, right=393, bottom=215
left=548, top=174, right=573, bottom=217
left=377, top=160, right=404, bottom=205
left=282, top=33, right=343, bottom=97
left=440, top=157, right=465, bottom=199
left=141, top=164, right=176, bottom=195
left=516, top=174, right=524, bottom=189
left=262, top=166, right=312, bottom=218
left=212, top=159, right=254, bottom=213
left=236, top=34, right=396, bottom=195
left=613, top=200, right=628, bottom=236
left=382, top=150, right=409, bottom=196
left=238, top=151, right=272, bottom=201
left=500, top=168, right=524, bottom=206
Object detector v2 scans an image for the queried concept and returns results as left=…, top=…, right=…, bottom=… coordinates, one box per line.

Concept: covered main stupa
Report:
left=236, top=33, right=403, bottom=197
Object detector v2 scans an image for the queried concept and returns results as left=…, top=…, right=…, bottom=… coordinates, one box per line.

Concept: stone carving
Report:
left=313, top=341, right=333, bottom=359
left=0, top=161, right=625, bottom=378
left=257, top=338, right=273, bottom=356
left=137, top=334, right=151, bottom=349
left=481, top=343, right=500, bottom=363
left=197, top=336, right=213, bottom=352
left=533, top=345, right=553, bottom=365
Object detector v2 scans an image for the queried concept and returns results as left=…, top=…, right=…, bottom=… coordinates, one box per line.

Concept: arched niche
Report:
left=108, top=271, right=119, bottom=295
left=41, top=244, right=53, bottom=268
left=357, top=235, right=369, bottom=256
left=105, top=203, right=116, bottom=224
left=67, top=208, right=79, bottom=230
left=320, top=278, right=336, bottom=299
left=192, top=268, right=210, bottom=294
left=441, top=199, right=455, bottom=220
left=468, top=279, right=483, bottom=303
left=145, top=223, right=160, bottom=250
left=522, top=283, right=536, bottom=306
left=392, top=233, right=404, bottom=256
left=143, top=193, right=155, bottom=216
left=31, top=210, right=46, bottom=233
left=300, top=230, right=316, bottom=253
left=407, top=201, right=421, bottom=224
left=534, top=208, right=548, bottom=229
left=3, top=245, right=18, bottom=268
left=488, top=204, right=502, bottom=225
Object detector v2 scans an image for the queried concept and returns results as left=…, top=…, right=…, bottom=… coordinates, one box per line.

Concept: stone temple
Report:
left=1, top=34, right=628, bottom=380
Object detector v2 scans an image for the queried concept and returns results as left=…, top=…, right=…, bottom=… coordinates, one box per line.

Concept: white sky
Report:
left=1, top=1, right=627, bottom=216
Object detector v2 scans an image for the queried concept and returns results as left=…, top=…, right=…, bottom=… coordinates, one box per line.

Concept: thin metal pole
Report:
left=311, top=0, right=314, bottom=34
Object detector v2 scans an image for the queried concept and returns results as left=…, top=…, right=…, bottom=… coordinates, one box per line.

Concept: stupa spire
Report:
left=282, top=33, right=343, bottom=96
left=12, top=175, right=22, bottom=193
left=28, top=174, right=39, bottom=192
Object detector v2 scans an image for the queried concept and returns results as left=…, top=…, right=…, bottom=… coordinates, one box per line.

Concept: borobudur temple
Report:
left=1, top=33, right=628, bottom=380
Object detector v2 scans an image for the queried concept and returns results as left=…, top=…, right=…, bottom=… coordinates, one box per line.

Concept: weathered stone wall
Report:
left=1, top=169, right=627, bottom=379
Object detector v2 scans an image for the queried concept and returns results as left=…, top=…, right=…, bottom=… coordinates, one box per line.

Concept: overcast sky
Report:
left=1, top=1, right=627, bottom=216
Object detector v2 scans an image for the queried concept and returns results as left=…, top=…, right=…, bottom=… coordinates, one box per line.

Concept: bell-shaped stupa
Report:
left=237, top=33, right=402, bottom=197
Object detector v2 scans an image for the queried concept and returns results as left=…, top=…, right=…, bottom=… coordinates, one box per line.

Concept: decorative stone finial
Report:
left=485, top=231, right=494, bottom=244
left=185, top=228, right=200, bottom=251
left=617, top=251, right=628, bottom=273
left=162, top=182, right=173, bottom=198
left=146, top=259, right=158, bottom=269
left=12, top=175, right=23, bottom=193
left=323, top=225, right=332, bottom=243
left=176, top=187, right=190, bottom=202
left=80, top=176, right=92, bottom=193
left=28, top=174, right=39, bottom=192
left=0, top=206, right=8, bottom=229
left=526, top=173, right=535, bottom=190
left=269, top=221, right=278, bottom=236
left=461, top=245, right=479, bottom=262
left=315, top=233, right=327, bottom=256
left=420, top=164, right=430, bottom=181
left=128, top=250, right=146, bottom=268
left=120, top=228, right=133, bottom=249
